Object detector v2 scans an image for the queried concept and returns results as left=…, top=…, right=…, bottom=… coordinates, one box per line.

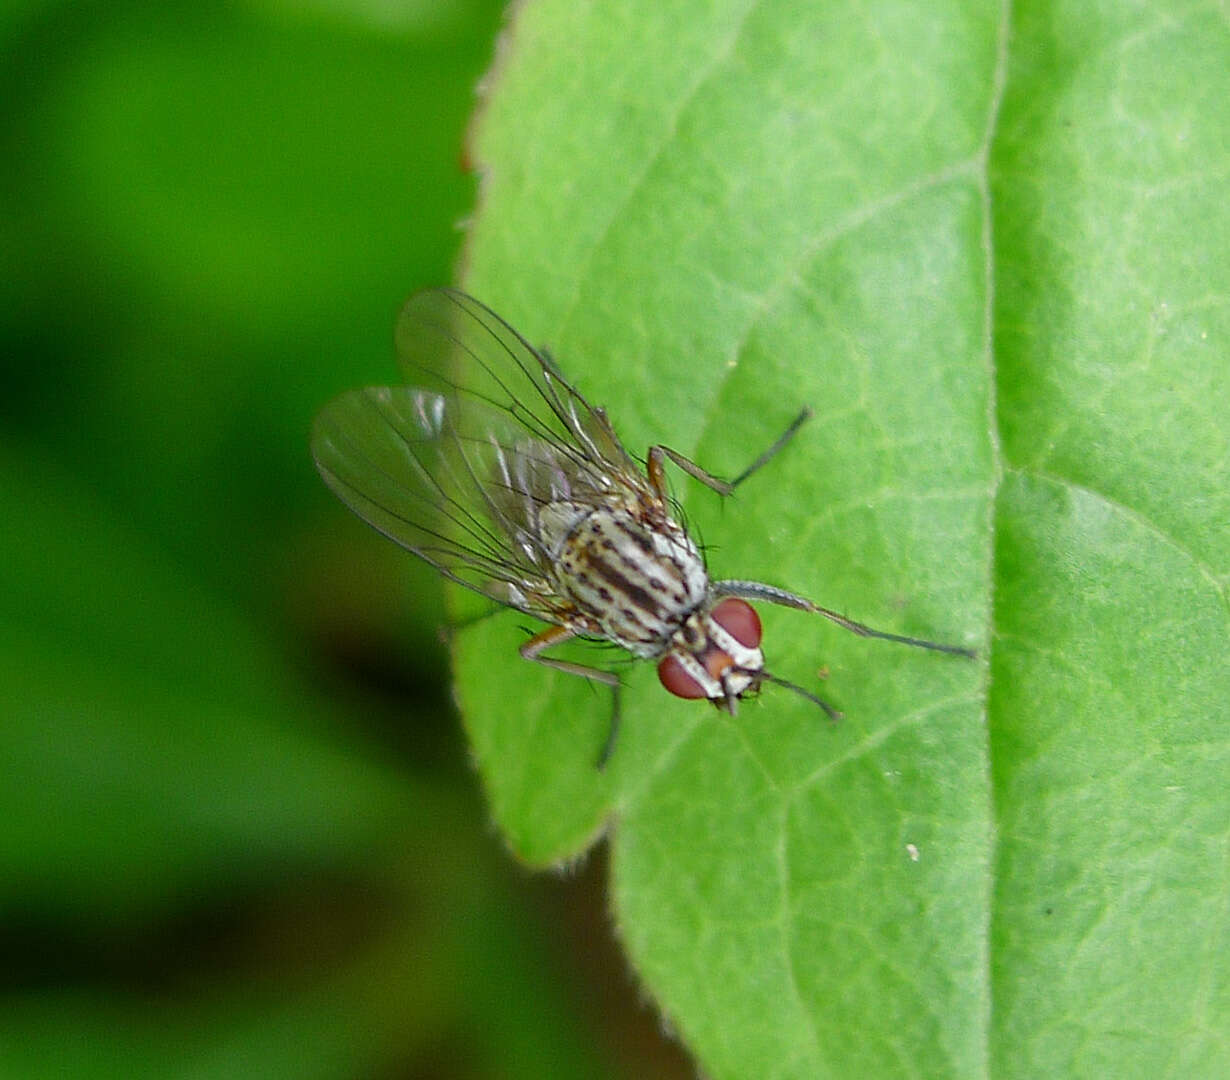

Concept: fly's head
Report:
left=657, top=596, right=765, bottom=713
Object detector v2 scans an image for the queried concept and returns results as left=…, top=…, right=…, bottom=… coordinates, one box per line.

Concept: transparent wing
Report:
left=312, top=385, right=536, bottom=604
left=311, top=290, right=645, bottom=615
left=394, top=289, right=638, bottom=479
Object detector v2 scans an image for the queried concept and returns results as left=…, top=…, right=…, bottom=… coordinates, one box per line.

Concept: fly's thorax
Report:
left=552, top=505, right=709, bottom=657
left=657, top=597, right=766, bottom=707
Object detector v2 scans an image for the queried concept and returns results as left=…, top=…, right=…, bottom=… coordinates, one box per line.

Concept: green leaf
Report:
left=450, top=1, right=1229, bottom=1077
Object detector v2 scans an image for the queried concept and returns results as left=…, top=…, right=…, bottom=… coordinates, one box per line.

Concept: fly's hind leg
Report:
left=520, top=624, right=623, bottom=769
left=436, top=601, right=509, bottom=646
left=646, top=407, right=812, bottom=500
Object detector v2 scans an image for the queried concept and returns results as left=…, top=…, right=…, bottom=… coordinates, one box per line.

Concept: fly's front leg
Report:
left=711, top=579, right=977, bottom=658
left=646, top=407, right=812, bottom=500
left=519, top=624, right=624, bottom=768
left=647, top=444, right=732, bottom=499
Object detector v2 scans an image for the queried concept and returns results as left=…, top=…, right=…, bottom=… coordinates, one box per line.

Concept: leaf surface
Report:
left=452, top=1, right=1229, bottom=1076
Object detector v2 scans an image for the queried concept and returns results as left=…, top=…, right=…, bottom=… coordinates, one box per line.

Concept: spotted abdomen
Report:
left=553, top=507, right=709, bottom=657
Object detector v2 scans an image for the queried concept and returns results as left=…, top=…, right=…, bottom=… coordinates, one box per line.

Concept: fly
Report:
left=312, top=289, right=974, bottom=767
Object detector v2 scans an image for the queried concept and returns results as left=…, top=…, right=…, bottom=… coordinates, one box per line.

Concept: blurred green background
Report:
left=0, top=3, right=690, bottom=1076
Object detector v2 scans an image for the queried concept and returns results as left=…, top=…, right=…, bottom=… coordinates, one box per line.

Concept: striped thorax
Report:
left=547, top=504, right=706, bottom=657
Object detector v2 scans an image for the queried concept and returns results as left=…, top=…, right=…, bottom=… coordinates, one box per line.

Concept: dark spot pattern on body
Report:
left=611, top=517, right=656, bottom=558
left=589, top=556, right=661, bottom=619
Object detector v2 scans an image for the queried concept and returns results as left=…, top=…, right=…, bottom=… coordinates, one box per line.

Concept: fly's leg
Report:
left=758, top=670, right=843, bottom=721
left=647, top=407, right=812, bottom=500
left=711, top=579, right=977, bottom=658
left=519, top=625, right=622, bottom=684
left=725, top=406, right=813, bottom=488
left=520, top=624, right=623, bottom=769
left=436, top=602, right=508, bottom=645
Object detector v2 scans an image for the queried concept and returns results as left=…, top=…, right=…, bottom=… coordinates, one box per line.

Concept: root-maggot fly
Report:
left=312, top=289, right=974, bottom=766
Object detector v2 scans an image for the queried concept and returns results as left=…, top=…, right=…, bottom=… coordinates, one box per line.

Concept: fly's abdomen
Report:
left=555, top=507, right=708, bottom=657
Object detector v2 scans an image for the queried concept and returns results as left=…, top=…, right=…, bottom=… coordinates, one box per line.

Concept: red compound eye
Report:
left=658, top=653, right=707, bottom=699
left=711, top=598, right=761, bottom=648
